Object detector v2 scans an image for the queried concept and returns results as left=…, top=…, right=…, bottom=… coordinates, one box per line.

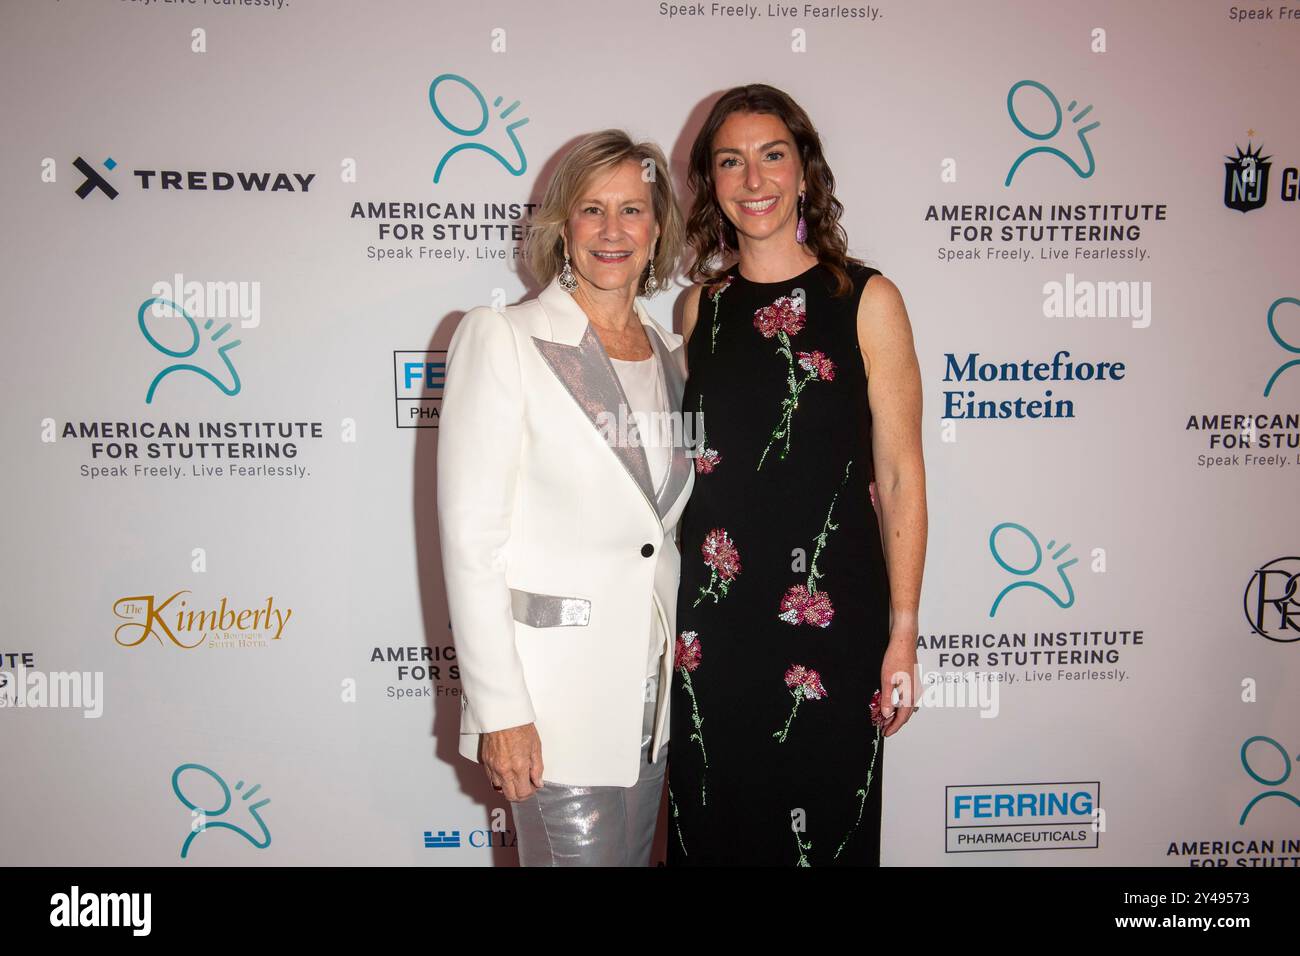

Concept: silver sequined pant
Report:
left=510, top=672, right=665, bottom=866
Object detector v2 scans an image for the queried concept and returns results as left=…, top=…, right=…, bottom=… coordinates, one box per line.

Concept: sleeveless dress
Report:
left=669, top=260, right=891, bottom=866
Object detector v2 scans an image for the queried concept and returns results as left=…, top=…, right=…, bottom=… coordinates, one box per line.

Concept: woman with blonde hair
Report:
left=436, top=129, right=693, bottom=866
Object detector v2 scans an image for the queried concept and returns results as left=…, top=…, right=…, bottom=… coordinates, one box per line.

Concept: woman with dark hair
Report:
left=669, top=84, right=927, bottom=866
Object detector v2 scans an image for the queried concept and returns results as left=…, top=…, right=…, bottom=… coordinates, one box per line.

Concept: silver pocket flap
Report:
left=509, top=588, right=591, bottom=627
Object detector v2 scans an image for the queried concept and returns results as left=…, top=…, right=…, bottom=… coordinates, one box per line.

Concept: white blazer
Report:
left=436, top=275, right=695, bottom=788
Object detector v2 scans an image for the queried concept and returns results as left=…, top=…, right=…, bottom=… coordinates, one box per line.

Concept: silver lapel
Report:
left=646, top=326, right=692, bottom=522
left=532, top=322, right=659, bottom=524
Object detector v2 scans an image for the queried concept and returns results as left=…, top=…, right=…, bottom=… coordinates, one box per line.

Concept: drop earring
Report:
left=643, top=253, right=659, bottom=296
left=795, top=190, right=808, bottom=244
left=558, top=251, right=578, bottom=293
left=717, top=210, right=727, bottom=256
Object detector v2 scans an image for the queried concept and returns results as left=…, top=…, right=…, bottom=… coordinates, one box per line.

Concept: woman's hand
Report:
left=481, top=723, right=544, bottom=801
left=879, top=624, right=919, bottom=737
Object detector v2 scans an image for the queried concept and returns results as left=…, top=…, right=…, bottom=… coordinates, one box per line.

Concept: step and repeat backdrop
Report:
left=2, top=0, right=1297, bottom=866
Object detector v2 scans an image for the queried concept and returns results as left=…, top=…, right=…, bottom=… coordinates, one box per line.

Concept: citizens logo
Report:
left=424, top=826, right=516, bottom=849
left=113, top=590, right=293, bottom=650
left=946, top=781, right=1101, bottom=852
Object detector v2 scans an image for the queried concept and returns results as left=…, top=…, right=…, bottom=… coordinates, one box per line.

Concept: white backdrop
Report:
left=2, top=0, right=1298, bottom=866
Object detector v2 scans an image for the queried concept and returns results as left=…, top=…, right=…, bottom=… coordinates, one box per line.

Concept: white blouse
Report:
left=609, top=351, right=672, bottom=678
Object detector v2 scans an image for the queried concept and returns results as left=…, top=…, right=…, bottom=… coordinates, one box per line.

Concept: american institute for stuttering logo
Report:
left=429, top=72, right=529, bottom=183
left=173, top=762, right=272, bottom=860
left=1004, top=79, right=1101, bottom=187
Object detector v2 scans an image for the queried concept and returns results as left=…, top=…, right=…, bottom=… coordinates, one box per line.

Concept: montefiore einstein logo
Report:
left=941, top=349, right=1126, bottom=420
left=113, top=590, right=292, bottom=649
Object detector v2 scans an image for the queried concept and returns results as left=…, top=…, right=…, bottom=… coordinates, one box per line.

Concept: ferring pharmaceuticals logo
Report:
left=946, top=781, right=1101, bottom=852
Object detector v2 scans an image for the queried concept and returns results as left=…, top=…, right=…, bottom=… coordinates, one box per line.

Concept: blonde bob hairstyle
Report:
left=523, top=130, right=684, bottom=295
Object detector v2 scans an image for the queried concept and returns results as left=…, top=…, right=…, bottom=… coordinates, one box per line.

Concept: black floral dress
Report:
left=669, top=260, right=891, bottom=866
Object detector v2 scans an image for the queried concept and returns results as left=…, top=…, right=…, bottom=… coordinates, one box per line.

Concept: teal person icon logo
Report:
left=988, top=521, right=1079, bottom=617
left=429, top=73, right=529, bottom=183
left=1238, top=735, right=1300, bottom=825
left=138, top=297, right=243, bottom=403
left=1263, top=296, right=1300, bottom=397
left=172, top=762, right=271, bottom=859
left=1004, top=80, right=1101, bottom=187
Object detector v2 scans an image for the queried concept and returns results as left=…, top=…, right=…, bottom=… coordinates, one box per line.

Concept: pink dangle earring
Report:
left=716, top=209, right=728, bottom=257
left=795, top=190, right=808, bottom=244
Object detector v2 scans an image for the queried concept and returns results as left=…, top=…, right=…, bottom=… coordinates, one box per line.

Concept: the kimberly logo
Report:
left=113, top=591, right=292, bottom=649
left=49, top=886, right=151, bottom=936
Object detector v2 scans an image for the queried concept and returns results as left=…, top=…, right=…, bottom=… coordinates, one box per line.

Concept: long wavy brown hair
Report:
left=685, top=84, right=863, bottom=297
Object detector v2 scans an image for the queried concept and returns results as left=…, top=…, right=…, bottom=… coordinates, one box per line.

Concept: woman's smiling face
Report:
left=566, top=159, right=659, bottom=294
left=712, top=111, right=805, bottom=244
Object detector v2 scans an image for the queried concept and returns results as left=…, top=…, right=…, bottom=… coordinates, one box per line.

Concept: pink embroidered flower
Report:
left=784, top=664, right=827, bottom=700
left=695, top=447, right=722, bottom=474
left=701, top=528, right=741, bottom=582
left=753, top=295, right=806, bottom=338
left=774, top=664, right=828, bottom=742
left=777, top=585, right=835, bottom=628
left=675, top=629, right=710, bottom=804
left=796, top=350, right=836, bottom=381
left=694, top=528, right=741, bottom=606
left=675, top=631, right=701, bottom=673
left=869, top=688, right=889, bottom=728
left=836, top=688, right=887, bottom=859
